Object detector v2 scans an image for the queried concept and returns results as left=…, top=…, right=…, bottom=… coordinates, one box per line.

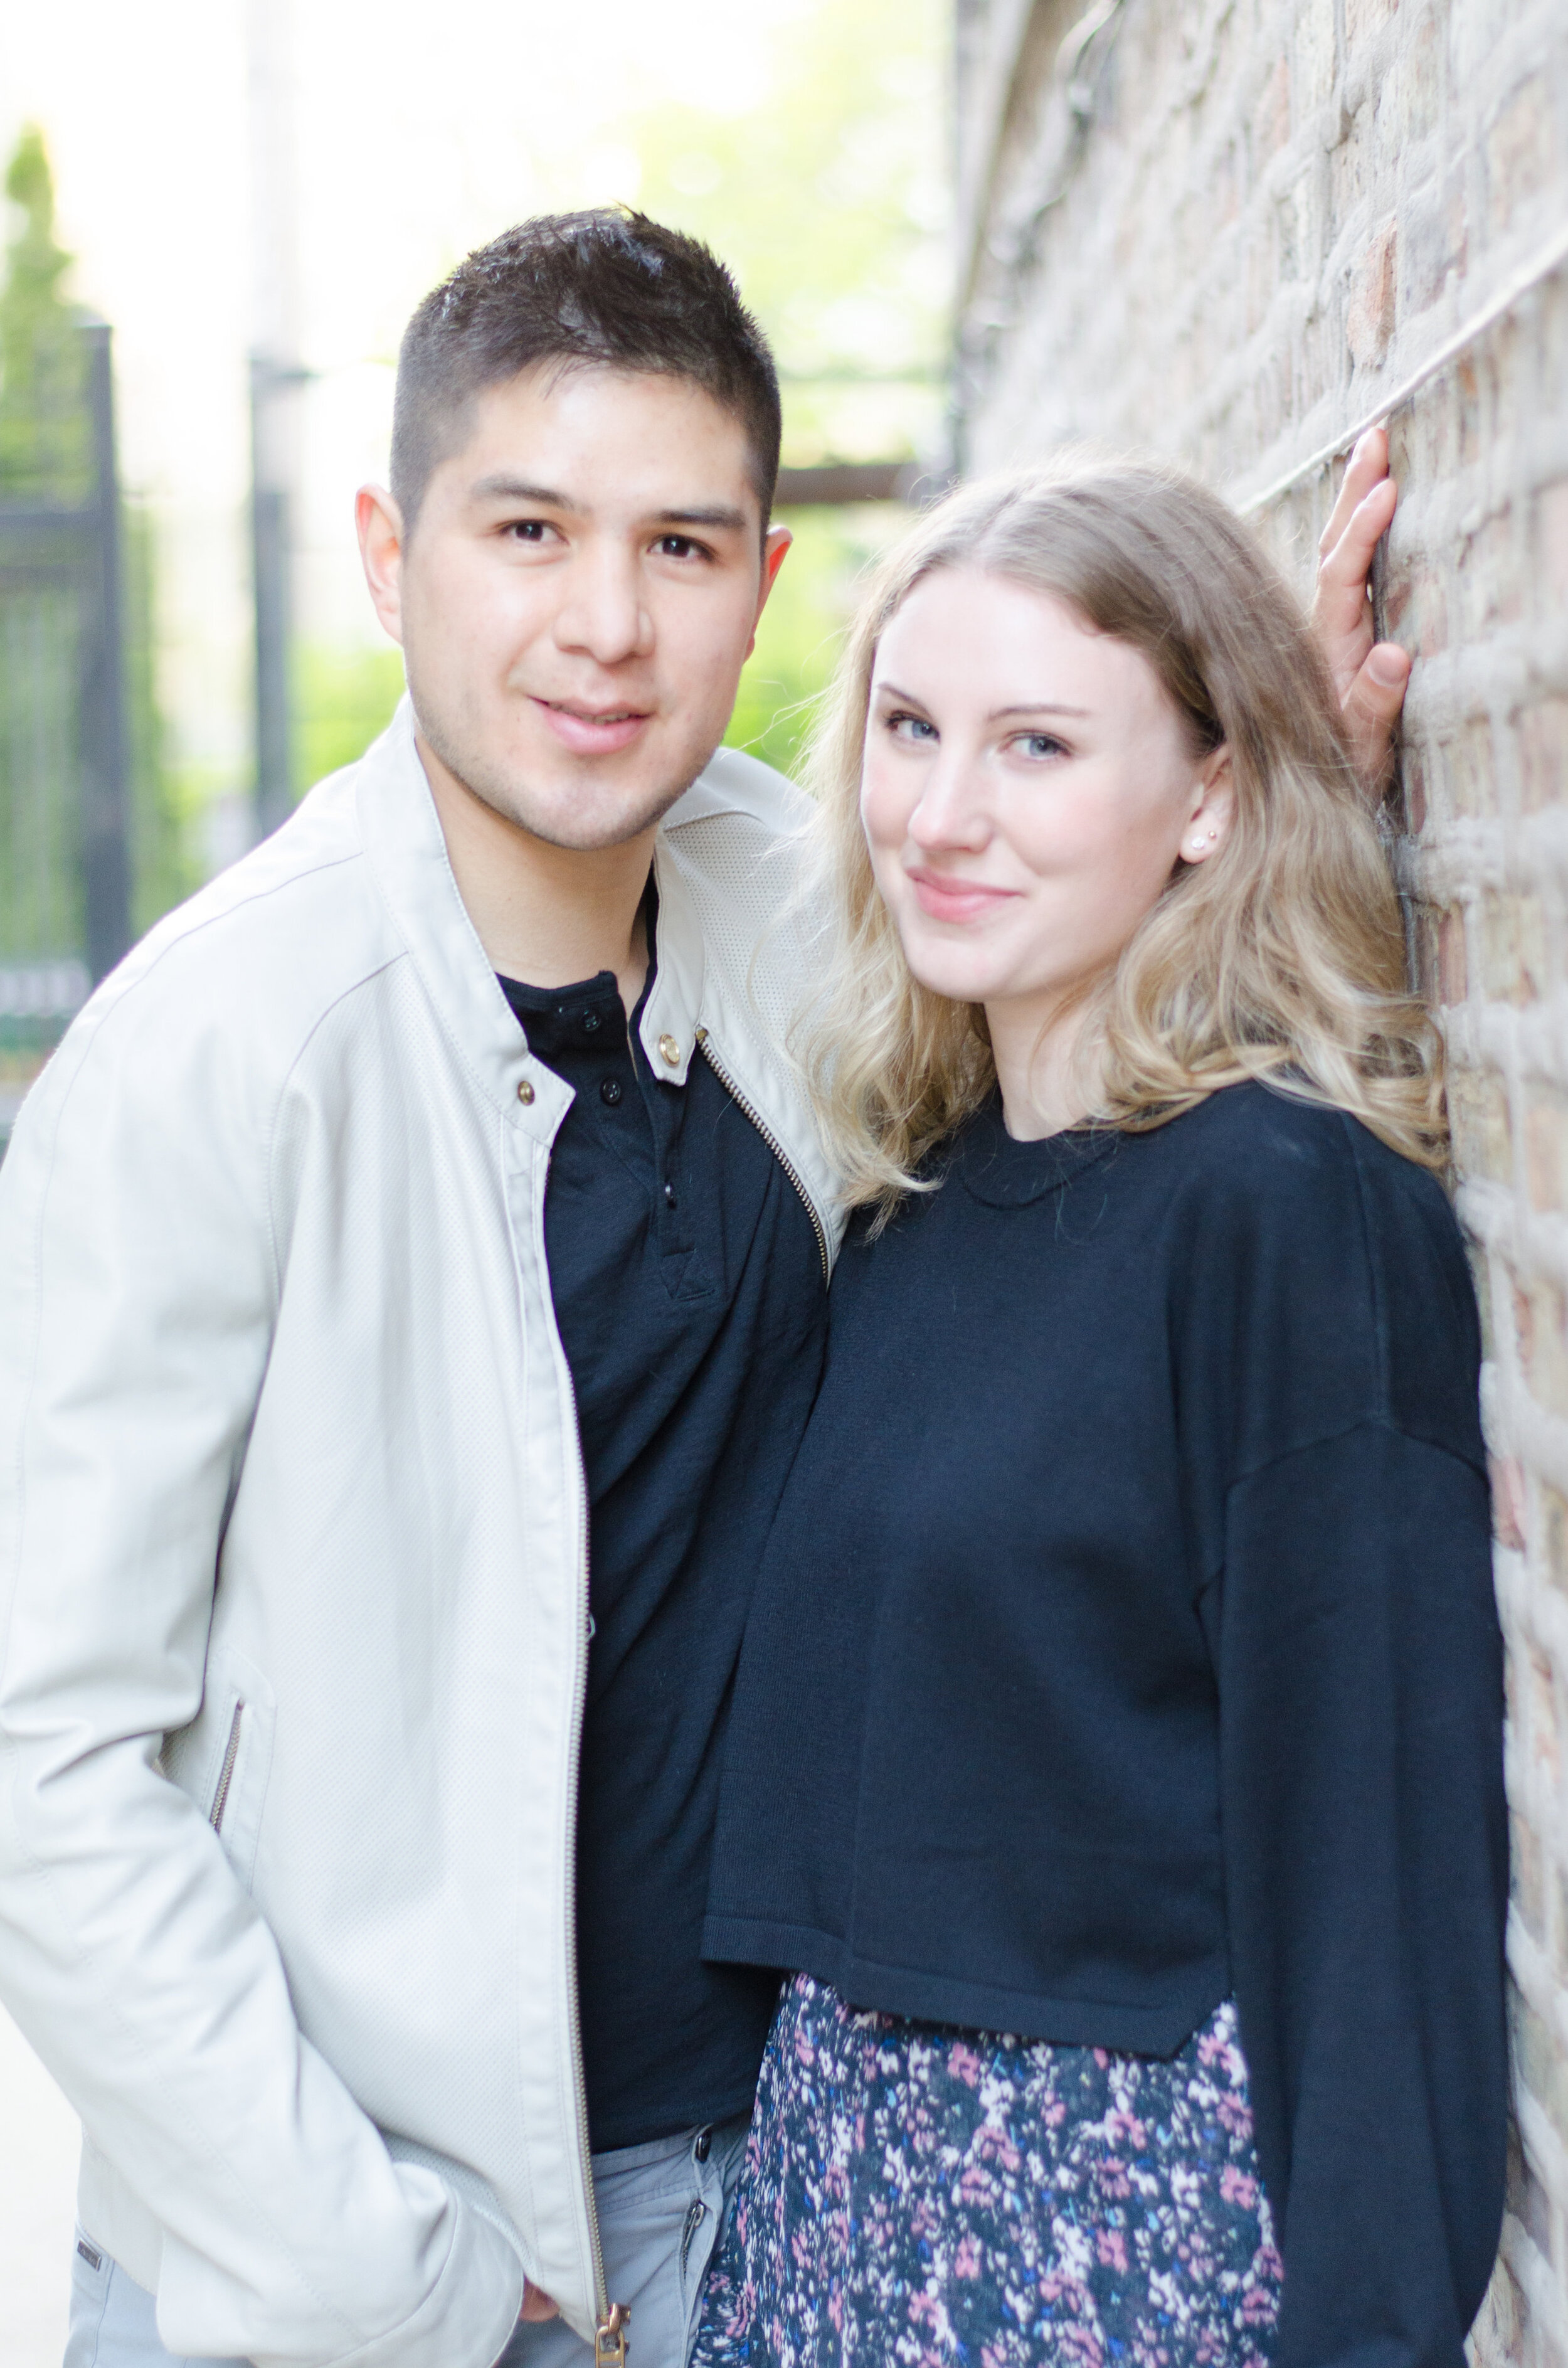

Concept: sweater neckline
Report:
left=958, top=1093, right=1123, bottom=1207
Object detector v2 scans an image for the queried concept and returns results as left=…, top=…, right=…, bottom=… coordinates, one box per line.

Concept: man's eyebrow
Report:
left=653, top=505, right=750, bottom=533
left=465, top=481, right=750, bottom=533
left=469, top=474, right=580, bottom=509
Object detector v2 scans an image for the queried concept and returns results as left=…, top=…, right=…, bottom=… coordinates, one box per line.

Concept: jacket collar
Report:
left=355, top=700, right=709, bottom=1137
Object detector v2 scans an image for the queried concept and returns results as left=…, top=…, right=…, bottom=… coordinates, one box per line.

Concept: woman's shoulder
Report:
left=1169, top=1082, right=1483, bottom=1467
left=1171, top=1080, right=1454, bottom=1233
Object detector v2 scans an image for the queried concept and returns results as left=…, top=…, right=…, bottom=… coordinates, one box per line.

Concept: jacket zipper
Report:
left=693, top=1028, right=829, bottom=1282
left=563, top=1450, right=628, bottom=2363
left=209, top=1701, right=244, bottom=1835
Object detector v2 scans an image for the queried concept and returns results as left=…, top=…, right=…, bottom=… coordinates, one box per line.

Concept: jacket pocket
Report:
left=163, top=1647, right=277, bottom=1894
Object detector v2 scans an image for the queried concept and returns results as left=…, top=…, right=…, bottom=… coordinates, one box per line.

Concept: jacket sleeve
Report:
left=0, top=984, right=524, bottom=2368
left=1212, top=1418, right=1507, bottom=2368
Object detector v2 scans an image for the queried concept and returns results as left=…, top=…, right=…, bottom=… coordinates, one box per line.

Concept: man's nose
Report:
left=553, top=543, right=653, bottom=667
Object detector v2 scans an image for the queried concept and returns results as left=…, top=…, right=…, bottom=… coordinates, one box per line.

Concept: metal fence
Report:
left=0, top=319, right=130, bottom=1155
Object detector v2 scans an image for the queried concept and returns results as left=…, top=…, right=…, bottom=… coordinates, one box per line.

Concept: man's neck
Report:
left=416, top=730, right=654, bottom=1012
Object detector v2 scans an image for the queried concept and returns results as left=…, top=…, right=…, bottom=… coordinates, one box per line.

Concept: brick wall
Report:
left=951, top=0, right=1568, bottom=2354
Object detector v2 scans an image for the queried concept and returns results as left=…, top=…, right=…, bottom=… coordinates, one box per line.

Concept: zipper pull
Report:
left=594, top=2303, right=630, bottom=2365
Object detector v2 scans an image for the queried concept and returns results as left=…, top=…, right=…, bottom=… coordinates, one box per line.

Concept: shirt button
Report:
left=600, top=1077, right=623, bottom=1107
left=516, top=1080, right=535, bottom=1105
left=694, top=2128, right=712, bottom=2162
left=583, top=1011, right=601, bottom=1034
left=664, top=1182, right=677, bottom=1209
left=658, top=1034, right=681, bottom=1067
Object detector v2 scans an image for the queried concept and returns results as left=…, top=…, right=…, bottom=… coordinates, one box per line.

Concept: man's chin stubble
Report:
left=415, top=699, right=712, bottom=854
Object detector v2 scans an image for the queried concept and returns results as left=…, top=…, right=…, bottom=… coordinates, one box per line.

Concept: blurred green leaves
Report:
left=618, top=0, right=946, bottom=779
left=0, top=125, right=92, bottom=499
left=296, top=642, right=407, bottom=787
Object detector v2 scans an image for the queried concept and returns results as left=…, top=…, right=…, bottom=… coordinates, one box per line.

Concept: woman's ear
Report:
left=1177, top=746, right=1236, bottom=867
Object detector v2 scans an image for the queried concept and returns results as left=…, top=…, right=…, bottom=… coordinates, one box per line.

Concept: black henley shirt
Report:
left=704, top=1080, right=1507, bottom=2368
left=501, top=934, right=826, bottom=2151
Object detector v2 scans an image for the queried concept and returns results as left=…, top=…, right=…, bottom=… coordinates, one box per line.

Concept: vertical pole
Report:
left=250, top=358, right=294, bottom=837
left=79, top=321, right=130, bottom=981
left=248, top=0, right=304, bottom=842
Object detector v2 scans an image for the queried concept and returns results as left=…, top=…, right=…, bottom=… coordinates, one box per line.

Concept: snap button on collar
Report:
left=516, top=1079, right=535, bottom=1105
left=658, top=1034, right=681, bottom=1067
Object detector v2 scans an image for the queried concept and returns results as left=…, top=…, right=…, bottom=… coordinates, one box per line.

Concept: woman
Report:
left=692, top=460, right=1507, bottom=2368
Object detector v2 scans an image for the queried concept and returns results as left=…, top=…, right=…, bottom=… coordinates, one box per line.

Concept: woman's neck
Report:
left=985, top=993, right=1103, bottom=1142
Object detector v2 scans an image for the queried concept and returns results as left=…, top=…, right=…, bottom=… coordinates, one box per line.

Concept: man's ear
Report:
left=746, top=523, right=793, bottom=657
left=357, top=485, right=408, bottom=647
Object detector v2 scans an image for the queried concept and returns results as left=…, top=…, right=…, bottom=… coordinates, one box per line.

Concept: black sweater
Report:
left=703, top=1081, right=1507, bottom=2368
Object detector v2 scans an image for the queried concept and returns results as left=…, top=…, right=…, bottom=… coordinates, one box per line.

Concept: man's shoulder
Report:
left=100, top=762, right=396, bottom=1024
left=656, top=746, right=813, bottom=943
left=655, top=746, right=817, bottom=1025
left=662, top=745, right=812, bottom=848
left=24, top=760, right=405, bottom=1145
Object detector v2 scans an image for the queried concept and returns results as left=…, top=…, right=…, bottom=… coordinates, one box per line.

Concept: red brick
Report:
left=1346, top=221, right=1399, bottom=365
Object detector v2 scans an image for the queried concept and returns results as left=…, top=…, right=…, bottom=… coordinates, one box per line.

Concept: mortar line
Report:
left=1232, top=217, right=1568, bottom=516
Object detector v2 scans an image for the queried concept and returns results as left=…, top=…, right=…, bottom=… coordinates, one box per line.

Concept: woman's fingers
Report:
left=1310, top=426, right=1409, bottom=787
left=1313, top=479, right=1397, bottom=688
left=1318, top=424, right=1391, bottom=560
left=1338, top=642, right=1412, bottom=792
left=520, top=2281, right=562, bottom=2323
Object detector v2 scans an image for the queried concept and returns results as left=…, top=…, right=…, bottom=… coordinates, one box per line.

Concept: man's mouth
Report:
left=531, top=695, right=653, bottom=757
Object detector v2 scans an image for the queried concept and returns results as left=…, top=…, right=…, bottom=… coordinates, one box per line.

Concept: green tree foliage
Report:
left=0, top=127, right=192, bottom=952
left=296, top=642, right=408, bottom=787
left=615, top=0, right=946, bottom=778
left=0, top=126, right=90, bottom=499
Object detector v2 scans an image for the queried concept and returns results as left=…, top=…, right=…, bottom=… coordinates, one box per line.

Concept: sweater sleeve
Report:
left=1210, top=1420, right=1507, bottom=2368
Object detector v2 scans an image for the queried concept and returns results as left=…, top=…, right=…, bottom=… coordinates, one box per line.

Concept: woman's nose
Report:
left=908, top=758, right=990, bottom=851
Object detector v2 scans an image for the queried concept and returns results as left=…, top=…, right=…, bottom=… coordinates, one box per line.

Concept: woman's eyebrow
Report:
left=988, top=702, right=1091, bottom=721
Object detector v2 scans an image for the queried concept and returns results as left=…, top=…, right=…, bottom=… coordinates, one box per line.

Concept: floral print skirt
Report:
left=692, top=1973, right=1282, bottom=2368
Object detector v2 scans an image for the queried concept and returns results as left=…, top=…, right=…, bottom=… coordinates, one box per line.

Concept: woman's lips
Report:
left=905, top=868, right=1019, bottom=925
left=532, top=697, right=651, bottom=757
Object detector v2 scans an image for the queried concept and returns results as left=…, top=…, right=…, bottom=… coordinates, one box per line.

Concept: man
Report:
left=0, top=210, right=1407, bottom=2368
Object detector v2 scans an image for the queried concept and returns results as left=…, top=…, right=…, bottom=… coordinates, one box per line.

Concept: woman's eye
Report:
left=1016, top=732, right=1067, bottom=761
left=887, top=712, right=938, bottom=743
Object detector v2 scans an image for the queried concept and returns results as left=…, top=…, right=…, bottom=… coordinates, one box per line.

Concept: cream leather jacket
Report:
left=0, top=706, right=842, bottom=2368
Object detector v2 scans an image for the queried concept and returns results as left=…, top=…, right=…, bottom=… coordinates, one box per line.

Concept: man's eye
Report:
left=655, top=535, right=704, bottom=560
left=507, top=519, right=551, bottom=543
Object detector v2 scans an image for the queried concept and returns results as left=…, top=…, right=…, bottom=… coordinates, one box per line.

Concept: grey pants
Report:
left=65, top=2113, right=749, bottom=2368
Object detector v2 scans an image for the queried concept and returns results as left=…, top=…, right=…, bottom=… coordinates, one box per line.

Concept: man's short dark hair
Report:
left=391, top=209, right=781, bottom=535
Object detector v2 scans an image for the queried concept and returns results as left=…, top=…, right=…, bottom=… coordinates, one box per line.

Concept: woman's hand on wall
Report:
left=1310, top=425, right=1412, bottom=795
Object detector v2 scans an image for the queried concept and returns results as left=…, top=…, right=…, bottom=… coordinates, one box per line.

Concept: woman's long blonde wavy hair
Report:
left=792, top=454, right=1444, bottom=1218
